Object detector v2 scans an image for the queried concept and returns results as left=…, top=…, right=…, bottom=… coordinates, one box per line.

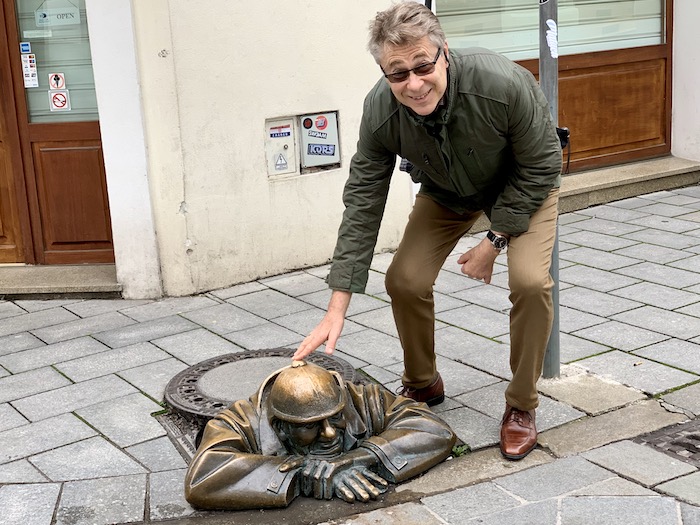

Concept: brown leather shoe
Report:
left=500, top=404, right=537, bottom=460
left=397, top=373, right=445, bottom=407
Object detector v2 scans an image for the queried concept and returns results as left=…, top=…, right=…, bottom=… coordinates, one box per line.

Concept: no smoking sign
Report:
left=48, top=89, right=71, bottom=112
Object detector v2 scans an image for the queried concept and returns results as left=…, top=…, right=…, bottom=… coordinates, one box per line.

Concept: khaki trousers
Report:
left=385, top=188, right=559, bottom=411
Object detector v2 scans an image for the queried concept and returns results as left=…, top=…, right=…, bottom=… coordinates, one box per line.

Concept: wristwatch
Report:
left=486, top=230, right=509, bottom=251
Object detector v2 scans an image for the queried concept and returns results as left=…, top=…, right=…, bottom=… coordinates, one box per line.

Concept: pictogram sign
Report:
left=48, top=89, right=71, bottom=111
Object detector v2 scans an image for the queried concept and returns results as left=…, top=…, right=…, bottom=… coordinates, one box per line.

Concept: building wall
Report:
left=124, top=0, right=411, bottom=297
left=672, top=0, right=700, bottom=162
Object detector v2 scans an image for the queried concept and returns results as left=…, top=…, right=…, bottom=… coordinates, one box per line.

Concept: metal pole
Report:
left=539, top=0, right=560, bottom=379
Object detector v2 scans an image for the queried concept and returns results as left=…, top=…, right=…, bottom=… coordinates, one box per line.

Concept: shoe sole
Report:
left=499, top=443, right=537, bottom=461
left=426, top=394, right=445, bottom=407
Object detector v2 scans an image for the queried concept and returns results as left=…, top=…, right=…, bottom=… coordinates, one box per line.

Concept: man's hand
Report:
left=293, top=290, right=351, bottom=360
left=457, top=237, right=501, bottom=284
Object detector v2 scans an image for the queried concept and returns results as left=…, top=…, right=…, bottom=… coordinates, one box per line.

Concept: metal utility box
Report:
left=299, top=112, right=340, bottom=168
left=265, top=118, right=297, bottom=176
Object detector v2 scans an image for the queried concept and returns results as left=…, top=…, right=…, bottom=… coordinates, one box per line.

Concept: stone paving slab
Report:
left=538, top=400, right=688, bottom=457
left=0, top=403, right=29, bottom=432
left=260, top=271, right=328, bottom=296
left=149, top=468, right=196, bottom=521
left=662, top=382, right=700, bottom=416
left=0, top=414, right=96, bottom=464
left=437, top=405, right=500, bottom=450
left=568, top=476, right=657, bottom=496
left=0, top=332, right=45, bottom=356
left=298, top=289, right=389, bottom=317
left=319, top=502, right=445, bottom=525
left=62, top=298, right=152, bottom=318
left=31, top=311, right=137, bottom=344
left=682, top=502, right=700, bottom=524
left=0, top=307, right=79, bottom=338
left=560, top=496, right=679, bottom=525
left=562, top=230, right=640, bottom=251
left=656, top=471, right=700, bottom=506
left=557, top=333, right=611, bottom=363
left=11, top=374, right=137, bottom=422
left=55, top=474, right=146, bottom=525
left=117, top=357, right=189, bottom=401
left=436, top=354, right=502, bottom=397
left=0, top=459, right=48, bottom=483
left=126, top=436, right=188, bottom=472
left=222, top=322, right=302, bottom=350
left=75, top=393, right=166, bottom=447
left=55, top=341, right=170, bottom=382
left=560, top=246, right=641, bottom=271
left=0, top=301, right=25, bottom=319
left=93, top=315, right=199, bottom=348
left=582, top=440, right=697, bottom=487
left=349, top=306, right=403, bottom=338
left=0, top=366, right=71, bottom=404
left=227, top=288, right=315, bottom=319
left=559, top=265, right=640, bottom=292
left=615, top=243, right=693, bottom=264
left=335, top=329, right=404, bottom=368
left=29, top=436, right=146, bottom=481
left=434, top=327, right=512, bottom=379
left=437, top=304, right=510, bottom=338
left=118, top=296, right=220, bottom=322
left=613, top=305, right=700, bottom=340
left=610, top=281, right=700, bottom=309
left=572, top=320, right=669, bottom=352
left=634, top=338, right=700, bottom=375
left=559, top=286, right=642, bottom=317
left=152, top=328, right=241, bottom=365
left=421, top=481, right=521, bottom=523
left=0, top=336, right=111, bottom=374
left=0, top=482, right=61, bottom=525
left=466, top=499, right=559, bottom=524
left=12, top=298, right=82, bottom=312
left=624, top=227, right=698, bottom=250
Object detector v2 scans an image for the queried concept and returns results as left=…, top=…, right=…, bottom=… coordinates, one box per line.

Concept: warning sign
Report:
left=48, top=72, right=65, bottom=90
left=48, top=89, right=71, bottom=112
left=275, top=153, right=288, bottom=171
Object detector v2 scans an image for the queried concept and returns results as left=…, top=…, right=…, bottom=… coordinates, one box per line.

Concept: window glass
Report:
left=15, top=0, right=98, bottom=123
left=438, top=0, right=665, bottom=61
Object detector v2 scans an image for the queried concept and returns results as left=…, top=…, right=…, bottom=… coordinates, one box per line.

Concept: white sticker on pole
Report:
left=545, top=19, right=558, bottom=58
left=48, top=89, right=71, bottom=111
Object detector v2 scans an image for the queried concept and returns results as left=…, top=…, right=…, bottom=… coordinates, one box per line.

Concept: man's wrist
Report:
left=486, top=230, right=509, bottom=251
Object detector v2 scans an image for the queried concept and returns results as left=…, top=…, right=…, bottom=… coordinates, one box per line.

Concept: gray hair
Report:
left=368, top=2, right=446, bottom=64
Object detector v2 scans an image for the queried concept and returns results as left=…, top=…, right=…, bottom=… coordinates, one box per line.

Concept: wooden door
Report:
left=2, top=0, right=114, bottom=264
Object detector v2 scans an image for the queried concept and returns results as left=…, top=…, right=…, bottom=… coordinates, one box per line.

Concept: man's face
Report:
left=380, top=36, right=449, bottom=116
left=282, top=411, right=347, bottom=458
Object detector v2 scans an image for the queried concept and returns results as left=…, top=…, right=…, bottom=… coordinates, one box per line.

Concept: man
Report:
left=184, top=361, right=456, bottom=510
left=293, top=2, right=562, bottom=461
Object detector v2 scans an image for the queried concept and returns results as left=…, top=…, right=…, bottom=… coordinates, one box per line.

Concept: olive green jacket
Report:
left=328, top=48, right=562, bottom=293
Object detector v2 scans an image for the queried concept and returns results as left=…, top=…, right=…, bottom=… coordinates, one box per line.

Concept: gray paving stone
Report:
left=576, top=350, right=698, bottom=394
left=559, top=305, right=608, bottom=333
left=465, top=499, right=559, bottom=525
left=76, top=393, right=166, bottom=447
left=180, top=303, right=267, bottom=335
left=611, top=281, right=700, bottom=310
left=582, top=440, right=697, bottom=486
left=260, top=271, right=327, bottom=296
left=55, top=341, right=170, bottom=382
left=126, top=436, right=187, bottom=472
left=0, top=367, right=71, bottom=404
left=119, top=295, right=220, bottom=322
left=29, top=436, right=146, bottom=481
left=227, top=288, right=314, bottom=319
left=363, top=269, right=390, bottom=295
left=152, top=327, right=241, bottom=365
left=63, top=298, right=152, bottom=318
left=560, top=246, right=640, bottom=271
left=631, top=214, right=700, bottom=233
left=561, top=231, right=640, bottom=251
left=12, top=299, right=82, bottom=312
left=0, top=365, right=8, bottom=377
left=559, top=333, right=611, bottom=363
left=0, top=336, right=111, bottom=373
left=304, top=264, right=331, bottom=279
left=118, top=358, right=189, bottom=401
left=616, top=261, right=700, bottom=289
left=0, top=307, right=79, bottom=338
left=450, top=284, right=512, bottom=313
left=634, top=338, right=700, bottom=374
left=332, top=349, right=369, bottom=369
left=657, top=472, right=700, bottom=506
left=434, top=269, right=483, bottom=294
left=569, top=476, right=657, bottom=496
left=564, top=216, right=646, bottom=236
left=337, top=330, right=403, bottom=366
left=559, top=212, right=591, bottom=225
left=560, top=495, right=679, bottom=525
left=56, top=474, right=146, bottom=525
left=0, top=459, right=48, bottom=483
left=349, top=305, right=402, bottom=338
left=422, top=481, right=520, bottom=522
left=495, top=456, right=613, bottom=500
left=436, top=355, right=501, bottom=396
left=31, top=311, right=136, bottom=344
left=12, top=374, right=137, bottom=422
left=209, top=281, right=268, bottom=300
left=0, top=483, right=60, bottom=525
left=0, top=301, right=25, bottom=320
left=435, top=326, right=512, bottom=379
left=614, top=243, right=692, bottom=264
left=223, top=322, right=301, bottom=350
left=0, top=403, right=28, bottom=432
left=577, top=204, right=650, bottom=222
left=0, top=332, right=45, bottom=356
left=607, top=196, right=654, bottom=209
left=437, top=304, right=510, bottom=338
left=273, top=307, right=365, bottom=338
left=636, top=201, right=698, bottom=217
left=624, top=227, right=698, bottom=250
left=0, top=414, right=96, bottom=464
left=319, top=502, right=444, bottom=525
left=437, top=405, right=500, bottom=450
left=149, top=468, right=196, bottom=520
left=682, top=503, right=700, bottom=525
left=613, top=305, right=700, bottom=339
left=559, top=265, right=640, bottom=292
left=434, top=292, right=469, bottom=313
left=93, top=315, right=199, bottom=348
left=662, top=382, right=700, bottom=416
left=359, top=364, right=401, bottom=386
left=572, top=320, right=669, bottom=351
left=678, top=300, right=700, bottom=318
left=560, top=286, right=642, bottom=317
left=298, top=288, right=389, bottom=317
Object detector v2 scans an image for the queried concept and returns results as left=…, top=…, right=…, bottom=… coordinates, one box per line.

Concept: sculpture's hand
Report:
left=302, top=448, right=383, bottom=500
left=333, top=467, right=389, bottom=503
left=278, top=455, right=305, bottom=473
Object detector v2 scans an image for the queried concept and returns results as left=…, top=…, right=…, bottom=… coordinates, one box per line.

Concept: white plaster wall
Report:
left=85, top=0, right=163, bottom=298
left=132, top=0, right=412, bottom=297
left=672, top=0, right=700, bottom=162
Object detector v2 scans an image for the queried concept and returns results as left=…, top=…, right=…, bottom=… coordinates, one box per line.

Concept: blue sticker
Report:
left=20, top=42, right=31, bottom=53
left=307, top=144, right=335, bottom=156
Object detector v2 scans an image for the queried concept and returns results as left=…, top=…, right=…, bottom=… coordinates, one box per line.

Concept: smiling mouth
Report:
left=409, top=89, right=431, bottom=101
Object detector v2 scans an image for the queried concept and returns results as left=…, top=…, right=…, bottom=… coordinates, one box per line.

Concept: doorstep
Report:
left=0, top=264, right=122, bottom=298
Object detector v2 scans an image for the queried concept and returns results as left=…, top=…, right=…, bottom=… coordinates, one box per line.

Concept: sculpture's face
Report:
left=282, top=411, right=347, bottom=458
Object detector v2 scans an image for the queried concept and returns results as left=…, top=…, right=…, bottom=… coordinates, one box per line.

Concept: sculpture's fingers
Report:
left=354, top=472, right=381, bottom=499
left=345, top=476, right=370, bottom=502
left=335, top=482, right=355, bottom=503
left=278, top=456, right=304, bottom=472
left=361, top=469, right=389, bottom=491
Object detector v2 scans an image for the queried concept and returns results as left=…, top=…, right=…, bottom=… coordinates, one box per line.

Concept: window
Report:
left=438, top=0, right=665, bottom=61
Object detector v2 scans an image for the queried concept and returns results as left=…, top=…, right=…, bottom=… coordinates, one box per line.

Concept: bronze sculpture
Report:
left=184, top=360, right=456, bottom=510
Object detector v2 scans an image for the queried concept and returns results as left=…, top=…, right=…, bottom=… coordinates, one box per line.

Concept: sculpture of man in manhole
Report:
left=184, top=360, right=456, bottom=510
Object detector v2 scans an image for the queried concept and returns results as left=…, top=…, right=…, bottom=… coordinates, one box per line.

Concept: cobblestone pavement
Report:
left=1, top=185, right=700, bottom=525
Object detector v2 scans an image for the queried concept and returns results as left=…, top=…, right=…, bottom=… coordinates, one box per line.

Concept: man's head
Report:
left=368, top=2, right=449, bottom=116
left=268, top=361, right=347, bottom=458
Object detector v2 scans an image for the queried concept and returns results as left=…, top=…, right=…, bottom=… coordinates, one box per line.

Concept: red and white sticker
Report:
left=315, top=115, right=328, bottom=130
left=48, top=89, right=71, bottom=111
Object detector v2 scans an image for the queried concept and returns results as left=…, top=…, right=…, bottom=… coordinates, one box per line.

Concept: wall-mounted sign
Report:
left=48, top=72, right=65, bottom=89
left=21, top=54, right=38, bottom=88
left=20, top=41, right=31, bottom=53
left=35, top=3, right=81, bottom=27
left=48, top=89, right=71, bottom=111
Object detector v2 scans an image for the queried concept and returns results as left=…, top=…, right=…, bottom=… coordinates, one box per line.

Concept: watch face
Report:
left=488, top=231, right=508, bottom=250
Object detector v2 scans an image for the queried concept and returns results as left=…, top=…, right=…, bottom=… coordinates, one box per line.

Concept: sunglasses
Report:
left=382, top=48, right=443, bottom=84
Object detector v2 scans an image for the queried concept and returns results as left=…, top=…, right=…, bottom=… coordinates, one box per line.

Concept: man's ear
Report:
left=444, top=42, right=449, bottom=67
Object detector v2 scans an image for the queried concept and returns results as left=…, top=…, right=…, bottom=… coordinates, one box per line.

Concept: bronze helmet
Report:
left=268, top=361, right=346, bottom=424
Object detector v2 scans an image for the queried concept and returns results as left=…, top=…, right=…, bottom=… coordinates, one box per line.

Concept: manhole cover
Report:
left=635, top=418, right=700, bottom=467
